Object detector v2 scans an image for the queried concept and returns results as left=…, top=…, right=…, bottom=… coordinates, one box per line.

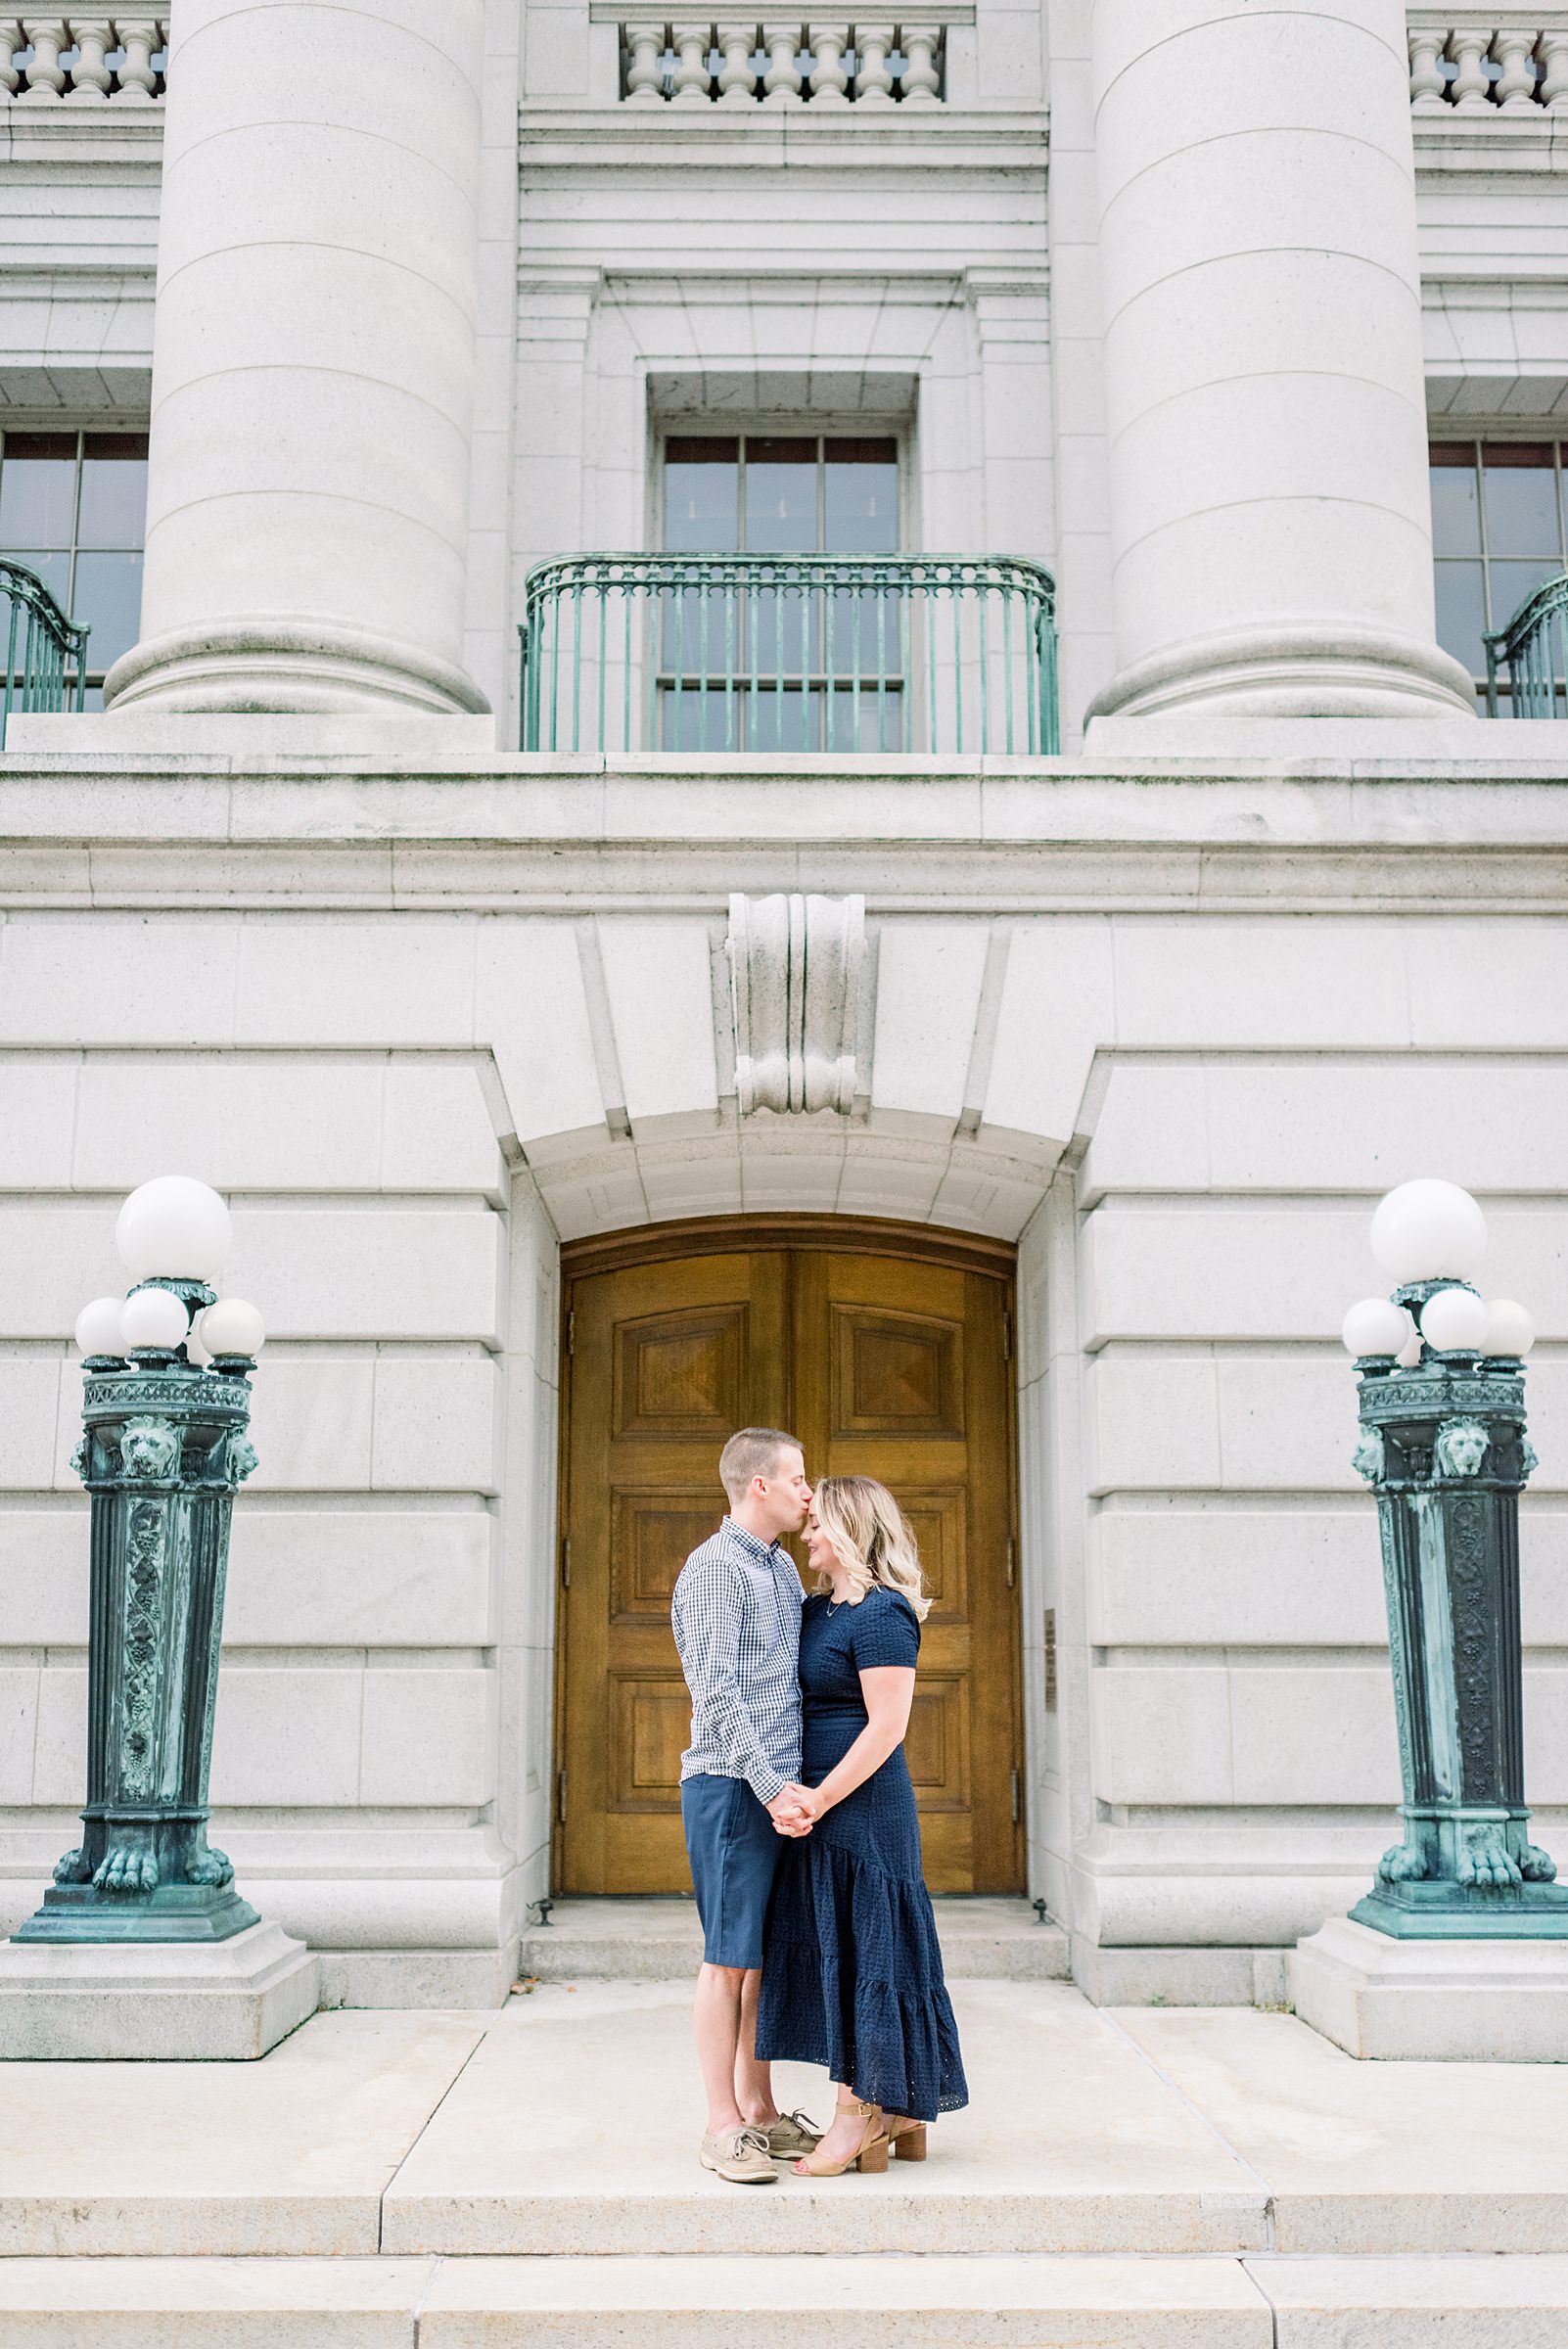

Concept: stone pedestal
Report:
left=1291, top=1915, right=1568, bottom=2060
left=0, top=1920, right=321, bottom=2060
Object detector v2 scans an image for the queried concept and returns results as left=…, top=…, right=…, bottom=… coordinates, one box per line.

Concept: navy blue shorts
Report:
left=680, top=1773, right=782, bottom=1969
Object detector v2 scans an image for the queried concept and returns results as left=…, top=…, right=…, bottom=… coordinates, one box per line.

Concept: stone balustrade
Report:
left=1408, top=19, right=1568, bottom=109
left=619, top=22, right=946, bottom=104
left=0, top=17, right=166, bottom=99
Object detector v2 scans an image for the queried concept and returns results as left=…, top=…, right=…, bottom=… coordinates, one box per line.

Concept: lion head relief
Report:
left=119, top=1418, right=182, bottom=1484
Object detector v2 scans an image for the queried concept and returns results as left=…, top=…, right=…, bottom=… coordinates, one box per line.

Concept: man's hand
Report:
left=766, top=1783, right=815, bottom=1837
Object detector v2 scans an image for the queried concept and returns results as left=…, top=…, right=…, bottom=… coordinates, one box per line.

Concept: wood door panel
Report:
left=830, top=1302, right=965, bottom=1439
left=903, top=1675, right=970, bottom=1810
left=557, top=1228, right=1021, bottom=1895
left=613, top=1305, right=749, bottom=1435
left=609, top=1489, right=724, bottom=1623
left=892, top=1487, right=968, bottom=1621
left=608, top=1671, right=691, bottom=1812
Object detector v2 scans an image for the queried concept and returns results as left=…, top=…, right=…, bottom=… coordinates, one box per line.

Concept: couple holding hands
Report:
left=670, top=1426, right=968, bottom=2185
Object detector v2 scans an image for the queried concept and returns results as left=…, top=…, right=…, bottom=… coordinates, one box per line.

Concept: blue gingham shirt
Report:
left=670, top=1517, right=804, bottom=1804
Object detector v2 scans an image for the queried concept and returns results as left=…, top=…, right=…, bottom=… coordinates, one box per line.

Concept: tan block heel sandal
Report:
left=793, top=2096, right=890, bottom=2177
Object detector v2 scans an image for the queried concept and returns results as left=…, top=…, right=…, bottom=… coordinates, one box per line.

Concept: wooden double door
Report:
left=554, top=1218, right=1023, bottom=1895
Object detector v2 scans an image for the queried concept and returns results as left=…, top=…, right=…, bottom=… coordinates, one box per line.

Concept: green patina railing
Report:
left=2, top=558, right=90, bottom=749
left=1485, top=573, right=1568, bottom=718
left=518, top=552, right=1058, bottom=757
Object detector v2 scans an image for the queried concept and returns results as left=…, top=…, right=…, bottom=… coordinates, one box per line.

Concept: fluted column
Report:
left=105, top=0, right=488, bottom=715
left=1086, top=0, right=1474, bottom=723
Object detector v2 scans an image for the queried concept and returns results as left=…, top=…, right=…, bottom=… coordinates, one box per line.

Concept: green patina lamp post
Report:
left=16, top=1177, right=268, bottom=1947
left=1344, top=1178, right=1568, bottom=1938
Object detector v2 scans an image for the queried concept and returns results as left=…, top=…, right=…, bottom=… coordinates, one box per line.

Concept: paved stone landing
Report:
left=5, top=1982, right=1568, bottom=2340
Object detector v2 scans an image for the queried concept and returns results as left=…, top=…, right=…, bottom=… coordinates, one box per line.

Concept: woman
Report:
left=756, top=1475, right=968, bottom=2177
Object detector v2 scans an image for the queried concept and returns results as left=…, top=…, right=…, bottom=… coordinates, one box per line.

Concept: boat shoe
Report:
left=699, top=2125, right=777, bottom=2184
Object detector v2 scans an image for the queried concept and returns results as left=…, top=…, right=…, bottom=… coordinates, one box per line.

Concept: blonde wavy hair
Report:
left=810, top=1476, right=931, bottom=1622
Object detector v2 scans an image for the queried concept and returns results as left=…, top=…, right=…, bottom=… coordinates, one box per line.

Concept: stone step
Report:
left=10, top=1987, right=1568, bottom=2270
left=518, top=1895, right=1071, bottom=1984
left=4, top=2253, right=1568, bottom=2345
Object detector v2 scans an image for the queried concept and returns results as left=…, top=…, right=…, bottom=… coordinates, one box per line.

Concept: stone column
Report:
left=1085, top=0, right=1474, bottom=722
left=105, top=0, right=489, bottom=715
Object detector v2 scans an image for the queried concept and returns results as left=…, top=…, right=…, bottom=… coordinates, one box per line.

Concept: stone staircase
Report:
left=518, top=1894, right=1072, bottom=1985
left=3, top=1920, right=1568, bottom=2342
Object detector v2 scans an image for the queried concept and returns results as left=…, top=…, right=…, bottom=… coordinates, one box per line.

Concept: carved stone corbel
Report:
left=727, top=892, right=870, bottom=1115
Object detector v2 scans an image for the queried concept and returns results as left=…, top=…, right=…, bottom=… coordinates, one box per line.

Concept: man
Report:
left=670, top=1425, right=820, bottom=2184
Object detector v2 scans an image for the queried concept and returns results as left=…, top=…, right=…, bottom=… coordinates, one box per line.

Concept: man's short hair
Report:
left=719, top=1426, right=804, bottom=1502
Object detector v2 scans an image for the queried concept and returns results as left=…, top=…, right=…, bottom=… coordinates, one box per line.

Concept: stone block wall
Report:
left=1022, top=925, right=1568, bottom=2001
left=1, top=746, right=1565, bottom=2007
left=0, top=1019, right=554, bottom=2005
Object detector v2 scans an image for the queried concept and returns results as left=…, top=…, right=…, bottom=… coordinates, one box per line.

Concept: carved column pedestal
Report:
left=1346, top=1331, right=1568, bottom=1938
left=0, top=1280, right=318, bottom=2055
left=1293, top=1286, right=1568, bottom=2057
left=20, top=1339, right=261, bottom=1944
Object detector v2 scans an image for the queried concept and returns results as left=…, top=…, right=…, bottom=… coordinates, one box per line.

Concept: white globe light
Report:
left=115, top=1177, right=232, bottom=1284
left=120, top=1285, right=192, bottom=1353
left=1484, top=1298, right=1536, bottom=1359
left=199, top=1298, right=265, bottom=1359
left=1369, top=1179, right=1487, bottom=1286
left=1397, top=1324, right=1423, bottom=1368
left=1341, top=1297, right=1411, bottom=1359
left=73, top=1297, right=125, bottom=1358
left=1419, top=1284, right=1490, bottom=1354
left=186, top=1319, right=213, bottom=1368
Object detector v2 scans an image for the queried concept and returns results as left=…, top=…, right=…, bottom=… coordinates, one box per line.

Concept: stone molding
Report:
left=1084, top=625, right=1478, bottom=725
left=727, top=890, right=870, bottom=1115
left=104, top=622, right=492, bottom=718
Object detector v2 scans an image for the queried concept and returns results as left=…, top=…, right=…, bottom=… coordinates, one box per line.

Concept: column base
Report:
left=16, top=1879, right=260, bottom=1945
left=0, top=1919, right=320, bottom=2059
left=1351, top=1879, right=1568, bottom=1940
left=1290, top=1915, right=1568, bottom=2060
left=1084, top=624, right=1478, bottom=723
left=103, top=620, right=489, bottom=717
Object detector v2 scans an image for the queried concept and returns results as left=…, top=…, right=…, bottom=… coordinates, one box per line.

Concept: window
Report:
left=1430, top=439, right=1567, bottom=697
left=0, top=431, right=149, bottom=705
left=659, top=432, right=902, bottom=750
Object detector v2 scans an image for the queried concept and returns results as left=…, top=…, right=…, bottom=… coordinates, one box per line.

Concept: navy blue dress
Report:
left=756, top=1585, right=968, bottom=2122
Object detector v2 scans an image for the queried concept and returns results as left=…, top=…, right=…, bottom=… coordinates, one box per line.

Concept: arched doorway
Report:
left=553, top=1215, right=1024, bottom=1895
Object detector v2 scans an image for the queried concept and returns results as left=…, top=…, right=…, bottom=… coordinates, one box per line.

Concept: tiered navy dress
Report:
left=756, top=1585, right=968, bottom=2123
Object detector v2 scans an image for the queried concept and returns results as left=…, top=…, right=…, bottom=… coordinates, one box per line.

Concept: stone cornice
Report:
left=1, top=752, right=1567, bottom=913
left=1414, top=111, right=1568, bottom=172
left=0, top=110, right=163, bottom=169
left=519, top=102, right=1047, bottom=168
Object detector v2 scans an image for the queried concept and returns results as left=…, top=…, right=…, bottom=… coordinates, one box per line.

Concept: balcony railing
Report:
left=1485, top=573, right=1568, bottom=717
left=518, top=552, right=1058, bottom=757
left=616, top=21, right=946, bottom=104
left=1408, top=22, right=1568, bottom=112
left=2, top=561, right=89, bottom=749
left=1, top=19, right=167, bottom=100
